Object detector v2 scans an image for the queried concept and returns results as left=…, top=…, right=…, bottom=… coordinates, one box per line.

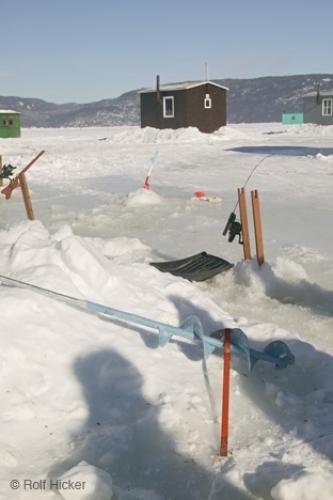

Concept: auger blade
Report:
left=186, top=315, right=220, bottom=359
left=181, top=315, right=217, bottom=358
left=158, top=327, right=173, bottom=347
left=209, top=328, right=252, bottom=371
left=202, top=339, right=217, bottom=359
left=230, top=328, right=252, bottom=374
left=181, top=315, right=204, bottom=340
left=263, top=340, right=295, bottom=369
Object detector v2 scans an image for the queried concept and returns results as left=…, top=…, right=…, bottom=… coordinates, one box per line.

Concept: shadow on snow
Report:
left=48, top=294, right=333, bottom=499
left=226, top=146, right=333, bottom=157
left=48, top=347, right=251, bottom=500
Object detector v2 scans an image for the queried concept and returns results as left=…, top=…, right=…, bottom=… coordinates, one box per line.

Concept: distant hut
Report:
left=0, top=110, right=21, bottom=138
left=303, top=87, right=333, bottom=125
left=139, top=76, right=228, bottom=133
left=282, top=112, right=303, bottom=125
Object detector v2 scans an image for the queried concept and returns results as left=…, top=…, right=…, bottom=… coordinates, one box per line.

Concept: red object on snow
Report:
left=194, top=191, right=206, bottom=198
left=143, top=177, right=150, bottom=190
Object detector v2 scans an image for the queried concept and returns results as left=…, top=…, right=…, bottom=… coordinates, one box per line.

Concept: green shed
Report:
left=282, top=112, right=303, bottom=125
left=0, top=110, right=21, bottom=138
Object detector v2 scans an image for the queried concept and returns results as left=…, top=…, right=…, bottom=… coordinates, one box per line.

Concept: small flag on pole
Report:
left=143, top=151, right=159, bottom=190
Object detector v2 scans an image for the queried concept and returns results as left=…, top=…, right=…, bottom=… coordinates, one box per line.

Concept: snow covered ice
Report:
left=0, top=123, right=332, bottom=499
left=58, top=461, right=113, bottom=500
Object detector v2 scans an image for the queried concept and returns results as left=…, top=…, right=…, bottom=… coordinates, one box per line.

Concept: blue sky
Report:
left=1, top=0, right=332, bottom=103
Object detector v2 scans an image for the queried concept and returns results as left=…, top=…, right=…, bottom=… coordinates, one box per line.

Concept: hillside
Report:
left=1, top=74, right=333, bottom=127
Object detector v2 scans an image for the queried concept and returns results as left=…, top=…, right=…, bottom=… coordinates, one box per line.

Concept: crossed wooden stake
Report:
left=0, top=150, right=45, bottom=220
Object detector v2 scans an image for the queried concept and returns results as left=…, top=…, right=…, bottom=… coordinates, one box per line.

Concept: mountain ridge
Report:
left=1, top=73, right=332, bottom=127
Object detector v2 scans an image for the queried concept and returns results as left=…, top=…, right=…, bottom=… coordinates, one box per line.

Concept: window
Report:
left=322, top=98, right=332, bottom=116
left=163, top=96, right=174, bottom=118
left=204, top=93, right=212, bottom=109
left=2, top=119, right=13, bottom=126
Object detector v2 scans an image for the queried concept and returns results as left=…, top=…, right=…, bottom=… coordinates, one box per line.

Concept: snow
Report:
left=125, top=188, right=163, bottom=207
left=139, top=80, right=228, bottom=93
left=58, top=461, right=113, bottom=500
left=0, top=109, right=20, bottom=114
left=271, top=468, right=333, bottom=500
left=0, top=123, right=332, bottom=499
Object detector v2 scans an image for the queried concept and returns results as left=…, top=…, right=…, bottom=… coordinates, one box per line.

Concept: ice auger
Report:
left=0, top=274, right=295, bottom=374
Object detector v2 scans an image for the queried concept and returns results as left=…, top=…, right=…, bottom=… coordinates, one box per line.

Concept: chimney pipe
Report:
left=156, top=74, right=161, bottom=102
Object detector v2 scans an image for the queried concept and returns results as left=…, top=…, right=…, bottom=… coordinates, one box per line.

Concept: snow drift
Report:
left=0, top=221, right=332, bottom=500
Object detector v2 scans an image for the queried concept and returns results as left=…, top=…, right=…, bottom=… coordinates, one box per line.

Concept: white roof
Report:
left=303, top=90, right=333, bottom=97
left=139, top=80, right=229, bottom=93
left=0, top=109, right=20, bottom=114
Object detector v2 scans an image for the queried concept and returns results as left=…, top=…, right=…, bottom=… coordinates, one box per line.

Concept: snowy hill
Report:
left=0, top=123, right=332, bottom=499
left=221, top=74, right=333, bottom=123
left=1, top=74, right=333, bottom=127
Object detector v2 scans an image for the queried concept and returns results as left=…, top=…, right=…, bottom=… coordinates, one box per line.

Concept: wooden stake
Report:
left=238, top=187, right=251, bottom=260
left=1, top=150, right=44, bottom=200
left=0, top=156, right=3, bottom=187
left=251, top=189, right=264, bottom=266
left=220, top=328, right=231, bottom=457
left=19, top=173, right=35, bottom=220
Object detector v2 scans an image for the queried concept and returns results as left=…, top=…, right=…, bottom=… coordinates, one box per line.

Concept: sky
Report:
left=1, top=0, right=333, bottom=103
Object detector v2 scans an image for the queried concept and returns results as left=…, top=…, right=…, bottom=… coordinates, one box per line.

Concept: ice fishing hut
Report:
left=303, top=88, right=333, bottom=125
left=139, top=76, right=228, bottom=133
left=282, top=112, right=303, bottom=125
left=0, top=110, right=21, bottom=138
